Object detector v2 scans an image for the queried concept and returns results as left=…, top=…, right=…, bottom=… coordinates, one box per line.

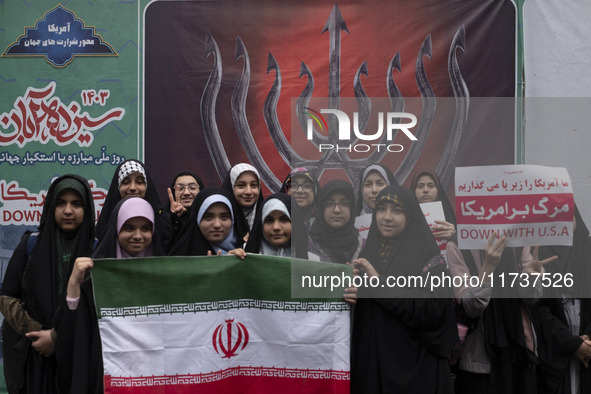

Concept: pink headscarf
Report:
left=116, top=197, right=155, bottom=258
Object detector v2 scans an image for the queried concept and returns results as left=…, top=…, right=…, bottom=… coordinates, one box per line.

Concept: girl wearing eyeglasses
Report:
left=167, top=171, right=205, bottom=245
left=280, top=167, right=320, bottom=232
left=308, top=179, right=362, bottom=264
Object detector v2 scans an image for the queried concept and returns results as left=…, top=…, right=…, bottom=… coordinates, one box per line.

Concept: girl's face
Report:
left=234, top=171, right=260, bottom=208
left=174, top=175, right=200, bottom=209
left=375, top=201, right=407, bottom=239
left=263, top=209, right=292, bottom=247
left=54, top=190, right=85, bottom=233
left=118, top=217, right=153, bottom=255
left=414, top=175, right=437, bottom=203
left=119, top=172, right=147, bottom=199
left=322, top=190, right=352, bottom=229
left=199, top=203, right=232, bottom=243
left=362, top=171, right=388, bottom=210
left=288, top=174, right=315, bottom=209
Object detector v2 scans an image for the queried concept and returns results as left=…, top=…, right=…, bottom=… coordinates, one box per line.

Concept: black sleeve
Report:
left=372, top=291, right=453, bottom=330
left=365, top=261, right=455, bottom=329
left=534, top=300, right=583, bottom=358
left=169, top=211, right=187, bottom=247
left=532, top=299, right=582, bottom=392
left=55, top=277, right=104, bottom=394
left=582, top=299, right=591, bottom=337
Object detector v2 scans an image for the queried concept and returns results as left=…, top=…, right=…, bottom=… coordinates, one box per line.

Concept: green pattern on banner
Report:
left=0, top=2, right=140, bottom=193
left=92, top=255, right=352, bottom=315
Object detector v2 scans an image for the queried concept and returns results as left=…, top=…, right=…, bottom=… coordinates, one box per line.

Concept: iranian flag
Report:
left=92, top=255, right=351, bottom=393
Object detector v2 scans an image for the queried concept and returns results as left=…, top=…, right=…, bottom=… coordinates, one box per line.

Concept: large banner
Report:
left=144, top=0, right=517, bottom=192
left=94, top=255, right=351, bottom=393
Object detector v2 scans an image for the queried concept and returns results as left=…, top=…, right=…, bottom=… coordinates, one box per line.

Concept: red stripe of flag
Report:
left=105, top=374, right=350, bottom=394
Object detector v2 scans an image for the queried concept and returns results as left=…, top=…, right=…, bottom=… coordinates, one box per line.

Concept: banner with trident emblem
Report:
left=144, top=0, right=517, bottom=197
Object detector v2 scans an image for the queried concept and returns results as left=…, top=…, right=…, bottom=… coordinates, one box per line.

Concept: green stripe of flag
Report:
left=92, top=255, right=352, bottom=314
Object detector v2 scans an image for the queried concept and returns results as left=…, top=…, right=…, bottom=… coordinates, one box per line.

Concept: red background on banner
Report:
left=144, top=0, right=516, bottom=200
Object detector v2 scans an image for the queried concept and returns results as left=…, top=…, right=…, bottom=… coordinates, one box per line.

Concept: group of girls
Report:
left=43, top=159, right=458, bottom=393
left=279, top=165, right=591, bottom=394
left=3, top=158, right=589, bottom=393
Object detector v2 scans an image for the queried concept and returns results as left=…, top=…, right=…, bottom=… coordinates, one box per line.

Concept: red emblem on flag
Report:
left=212, top=319, right=249, bottom=358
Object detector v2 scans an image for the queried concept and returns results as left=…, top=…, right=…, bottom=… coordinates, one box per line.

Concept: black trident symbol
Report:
left=200, top=4, right=469, bottom=191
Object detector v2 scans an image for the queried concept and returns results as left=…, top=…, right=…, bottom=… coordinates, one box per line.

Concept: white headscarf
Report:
left=230, top=163, right=261, bottom=229
left=360, top=165, right=390, bottom=215
left=197, top=194, right=237, bottom=254
left=260, top=199, right=291, bottom=257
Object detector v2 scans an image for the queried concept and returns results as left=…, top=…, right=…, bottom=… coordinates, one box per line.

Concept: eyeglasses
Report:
left=175, top=183, right=200, bottom=193
left=322, top=200, right=353, bottom=209
left=286, top=182, right=314, bottom=192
